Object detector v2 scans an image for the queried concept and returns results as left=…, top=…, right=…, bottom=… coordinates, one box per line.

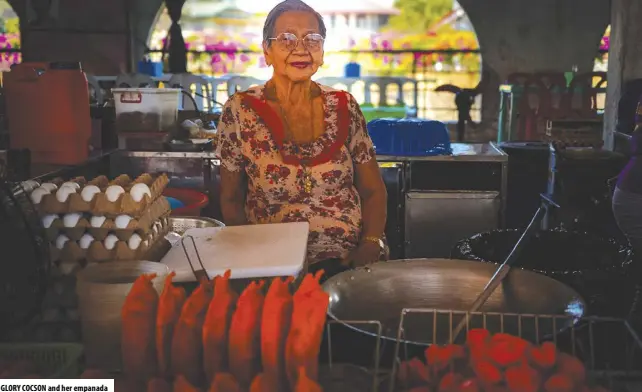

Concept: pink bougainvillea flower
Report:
left=240, top=54, right=250, bottom=63
left=211, top=53, right=222, bottom=64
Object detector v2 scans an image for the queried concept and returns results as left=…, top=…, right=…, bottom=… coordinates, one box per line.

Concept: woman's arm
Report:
left=220, top=167, right=248, bottom=226
left=355, top=159, right=387, bottom=240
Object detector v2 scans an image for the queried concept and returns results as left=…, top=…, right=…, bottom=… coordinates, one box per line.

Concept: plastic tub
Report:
left=367, top=118, right=452, bottom=156
left=163, top=188, right=209, bottom=217
left=112, top=88, right=180, bottom=132
left=76, top=261, right=168, bottom=371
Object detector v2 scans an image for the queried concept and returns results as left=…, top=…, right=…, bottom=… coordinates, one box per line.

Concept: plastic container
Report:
left=0, top=343, right=83, bottom=378
left=163, top=188, right=209, bottom=217
left=451, top=229, right=635, bottom=317
left=4, top=62, right=91, bottom=165
left=367, top=118, right=452, bottom=156
left=76, top=261, right=168, bottom=371
left=344, top=62, right=361, bottom=78
left=137, top=60, right=163, bottom=77
left=112, top=88, right=180, bottom=132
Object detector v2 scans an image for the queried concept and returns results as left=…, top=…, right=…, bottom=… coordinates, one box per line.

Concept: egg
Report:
left=55, top=234, right=70, bottom=250
left=30, top=187, right=50, bottom=204
left=104, top=234, right=119, bottom=250
left=79, top=234, right=95, bottom=249
left=114, top=215, right=133, bottom=229
left=127, top=234, right=143, bottom=250
left=129, top=183, right=152, bottom=203
left=105, top=185, right=125, bottom=202
left=55, top=186, right=77, bottom=203
left=90, top=215, right=107, bottom=228
left=62, top=213, right=83, bottom=228
left=41, top=214, right=58, bottom=229
left=58, top=261, right=79, bottom=276
left=21, top=180, right=40, bottom=192
left=61, top=181, right=80, bottom=190
left=80, top=185, right=101, bottom=202
left=39, top=183, right=58, bottom=192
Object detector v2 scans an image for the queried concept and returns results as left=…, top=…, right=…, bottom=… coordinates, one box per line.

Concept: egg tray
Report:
left=33, top=173, right=169, bottom=217
left=50, top=218, right=170, bottom=264
left=43, top=197, right=171, bottom=241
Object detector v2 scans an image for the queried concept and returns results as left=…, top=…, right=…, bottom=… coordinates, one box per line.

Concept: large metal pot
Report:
left=323, top=258, right=584, bottom=347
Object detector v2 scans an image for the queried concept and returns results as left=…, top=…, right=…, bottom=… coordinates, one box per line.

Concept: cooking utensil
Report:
left=323, top=258, right=584, bottom=345
left=451, top=204, right=548, bottom=339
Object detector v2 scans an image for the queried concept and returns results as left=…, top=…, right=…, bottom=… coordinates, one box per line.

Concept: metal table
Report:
left=378, top=143, right=508, bottom=259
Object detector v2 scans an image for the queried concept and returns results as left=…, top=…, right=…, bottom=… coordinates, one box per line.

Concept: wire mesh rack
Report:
left=321, top=309, right=642, bottom=392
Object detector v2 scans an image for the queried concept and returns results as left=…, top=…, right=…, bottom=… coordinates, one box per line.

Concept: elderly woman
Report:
left=215, top=0, right=387, bottom=272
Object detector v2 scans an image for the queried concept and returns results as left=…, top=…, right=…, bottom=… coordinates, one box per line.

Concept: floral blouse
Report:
left=215, top=84, right=377, bottom=264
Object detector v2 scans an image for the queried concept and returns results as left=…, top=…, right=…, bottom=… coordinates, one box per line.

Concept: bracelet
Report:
left=361, top=236, right=382, bottom=246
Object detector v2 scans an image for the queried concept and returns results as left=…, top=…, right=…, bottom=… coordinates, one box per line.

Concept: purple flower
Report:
left=600, top=36, right=610, bottom=51
left=211, top=53, right=222, bottom=64
left=381, top=40, right=391, bottom=50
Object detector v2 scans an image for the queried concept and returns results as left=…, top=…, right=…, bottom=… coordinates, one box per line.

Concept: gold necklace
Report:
left=277, top=100, right=315, bottom=193
left=264, top=81, right=321, bottom=194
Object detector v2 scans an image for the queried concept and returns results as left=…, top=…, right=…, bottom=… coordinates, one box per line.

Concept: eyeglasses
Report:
left=268, top=32, right=325, bottom=52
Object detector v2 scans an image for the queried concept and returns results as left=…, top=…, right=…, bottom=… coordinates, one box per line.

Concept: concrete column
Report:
left=603, top=0, right=642, bottom=149
left=458, top=0, right=609, bottom=140
left=12, top=0, right=162, bottom=75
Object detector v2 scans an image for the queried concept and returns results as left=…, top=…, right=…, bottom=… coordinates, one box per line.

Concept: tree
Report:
left=387, top=0, right=454, bottom=33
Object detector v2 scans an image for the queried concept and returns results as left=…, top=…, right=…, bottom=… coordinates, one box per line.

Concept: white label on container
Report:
left=120, top=92, right=142, bottom=103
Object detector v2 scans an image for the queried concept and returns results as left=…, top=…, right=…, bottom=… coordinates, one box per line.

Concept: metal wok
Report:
left=323, top=258, right=585, bottom=346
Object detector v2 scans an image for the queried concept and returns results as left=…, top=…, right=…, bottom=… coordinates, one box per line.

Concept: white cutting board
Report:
left=160, top=221, right=309, bottom=282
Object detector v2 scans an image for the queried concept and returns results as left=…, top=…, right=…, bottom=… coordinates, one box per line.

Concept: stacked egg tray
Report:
left=14, top=173, right=172, bottom=343
left=26, top=173, right=171, bottom=264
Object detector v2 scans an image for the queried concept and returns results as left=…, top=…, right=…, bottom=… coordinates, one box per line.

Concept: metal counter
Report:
left=380, top=143, right=508, bottom=259
left=19, top=145, right=506, bottom=259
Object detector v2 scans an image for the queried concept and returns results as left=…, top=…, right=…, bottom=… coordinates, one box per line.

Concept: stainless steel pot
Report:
left=323, top=258, right=585, bottom=345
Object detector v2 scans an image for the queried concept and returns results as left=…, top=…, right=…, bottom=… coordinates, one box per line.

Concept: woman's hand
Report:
left=343, top=241, right=380, bottom=267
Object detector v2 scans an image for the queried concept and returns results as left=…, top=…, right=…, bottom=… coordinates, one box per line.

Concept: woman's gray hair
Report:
left=263, top=0, right=327, bottom=46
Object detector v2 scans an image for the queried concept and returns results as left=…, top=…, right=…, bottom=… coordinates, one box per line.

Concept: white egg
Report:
left=62, top=213, right=82, bottom=228
left=30, top=187, right=50, bottom=204
left=39, top=183, right=58, bottom=192
left=41, top=214, right=58, bottom=228
left=21, top=180, right=40, bottom=192
left=90, top=215, right=107, bottom=228
left=80, top=185, right=101, bottom=202
left=79, top=233, right=95, bottom=249
left=61, top=182, right=80, bottom=190
left=55, top=186, right=77, bottom=203
left=114, top=215, right=133, bottom=229
left=127, top=234, right=142, bottom=250
left=104, top=234, right=119, bottom=250
left=129, top=183, right=152, bottom=202
left=105, top=185, right=125, bottom=202
left=55, top=234, right=70, bottom=250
